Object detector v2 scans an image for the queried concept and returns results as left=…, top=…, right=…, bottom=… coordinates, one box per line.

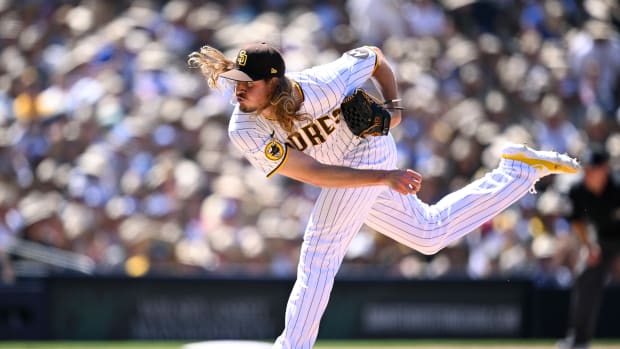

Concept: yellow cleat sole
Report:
left=502, top=153, right=580, bottom=174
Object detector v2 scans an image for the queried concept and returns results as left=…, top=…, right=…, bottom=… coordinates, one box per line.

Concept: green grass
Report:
left=316, top=339, right=620, bottom=348
left=0, top=342, right=184, bottom=349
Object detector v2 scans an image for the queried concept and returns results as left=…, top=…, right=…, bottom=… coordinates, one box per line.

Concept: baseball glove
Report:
left=340, top=89, right=399, bottom=138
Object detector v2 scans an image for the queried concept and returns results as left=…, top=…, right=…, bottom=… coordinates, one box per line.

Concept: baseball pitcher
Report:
left=189, top=42, right=580, bottom=349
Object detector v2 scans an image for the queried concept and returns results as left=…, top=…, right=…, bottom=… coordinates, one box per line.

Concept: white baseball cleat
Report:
left=501, top=144, right=581, bottom=177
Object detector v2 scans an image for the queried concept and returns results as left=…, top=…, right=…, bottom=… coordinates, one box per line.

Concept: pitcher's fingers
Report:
left=405, top=169, right=422, bottom=181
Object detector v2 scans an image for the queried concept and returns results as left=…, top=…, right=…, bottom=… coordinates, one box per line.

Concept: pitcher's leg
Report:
left=274, top=186, right=383, bottom=349
left=366, top=159, right=539, bottom=255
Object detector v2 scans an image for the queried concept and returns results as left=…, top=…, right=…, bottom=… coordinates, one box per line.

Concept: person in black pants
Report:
left=558, top=144, right=620, bottom=349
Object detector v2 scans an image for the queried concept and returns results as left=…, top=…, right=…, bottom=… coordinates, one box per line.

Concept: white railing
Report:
left=4, top=236, right=95, bottom=275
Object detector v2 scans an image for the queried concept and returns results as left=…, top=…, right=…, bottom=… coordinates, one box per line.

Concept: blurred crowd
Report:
left=0, top=0, right=620, bottom=286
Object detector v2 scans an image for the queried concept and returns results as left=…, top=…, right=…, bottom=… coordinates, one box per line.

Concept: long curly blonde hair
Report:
left=187, top=45, right=235, bottom=90
left=188, top=45, right=308, bottom=132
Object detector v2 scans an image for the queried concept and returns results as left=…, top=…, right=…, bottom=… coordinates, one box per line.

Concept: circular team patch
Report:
left=346, top=47, right=370, bottom=58
left=264, top=139, right=284, bottom=161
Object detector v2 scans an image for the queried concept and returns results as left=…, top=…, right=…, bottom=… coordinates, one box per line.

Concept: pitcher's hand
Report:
left=383, top=169, right=422, bottom=195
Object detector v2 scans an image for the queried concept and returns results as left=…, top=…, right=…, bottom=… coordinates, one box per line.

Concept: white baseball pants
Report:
left=273, top=159, right=539, bottom=349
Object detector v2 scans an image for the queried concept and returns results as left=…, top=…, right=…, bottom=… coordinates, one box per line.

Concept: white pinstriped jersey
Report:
left=228, top=46, right=397, bottom=177
left=224, top=45, right=546, bottom=349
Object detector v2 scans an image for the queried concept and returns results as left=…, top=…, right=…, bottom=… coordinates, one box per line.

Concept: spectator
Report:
left=345, top=0, right=408, bottom=46
left=0, top=0, right=617, bottom=286
left=533, top=94, right=580, bottom=154
left=568, top=20, right=620, bottom=114
left=402, top=0, right=447, bottom=37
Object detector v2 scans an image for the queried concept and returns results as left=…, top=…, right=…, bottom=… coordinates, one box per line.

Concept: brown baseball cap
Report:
left=220, top=43, right=285, bottom=82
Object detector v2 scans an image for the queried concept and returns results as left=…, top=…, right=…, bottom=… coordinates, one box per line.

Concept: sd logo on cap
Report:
left=220, top=43, right=285, bottom=82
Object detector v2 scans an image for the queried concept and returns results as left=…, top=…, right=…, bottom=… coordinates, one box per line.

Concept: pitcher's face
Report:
left=234, top=80, right=272, bottom=113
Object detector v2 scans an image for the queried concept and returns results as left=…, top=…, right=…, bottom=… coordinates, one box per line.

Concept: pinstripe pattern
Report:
left=228, top=48, right=378, bottom=173
left=224, top=47, right=546, bottom=349
left=274, top=159, right=540, bottom=349
left=365, top=160, right=537, bottom=255
left=276, top=185, right=385, bottom=349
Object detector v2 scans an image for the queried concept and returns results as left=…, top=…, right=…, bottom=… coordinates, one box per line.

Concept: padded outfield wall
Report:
left=1, top=276, right=619, bottom=340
